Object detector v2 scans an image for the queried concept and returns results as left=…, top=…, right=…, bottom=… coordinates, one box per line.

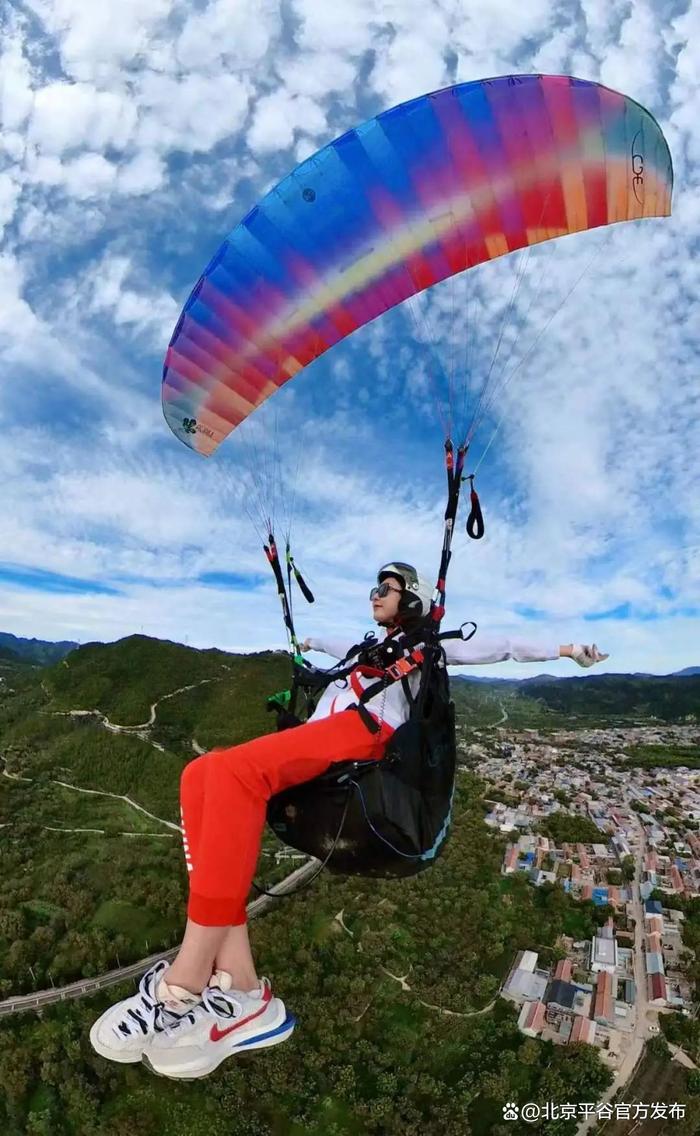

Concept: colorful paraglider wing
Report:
left=162, top=74, right=673, bottom=456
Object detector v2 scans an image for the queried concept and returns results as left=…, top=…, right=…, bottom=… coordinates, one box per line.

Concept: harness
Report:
left=254, top=437, right=483, bottom=896
left=267, top=620, right=475, bottom=737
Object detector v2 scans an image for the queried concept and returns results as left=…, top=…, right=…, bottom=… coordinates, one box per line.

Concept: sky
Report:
left=1, top=0, right=699, bottom=677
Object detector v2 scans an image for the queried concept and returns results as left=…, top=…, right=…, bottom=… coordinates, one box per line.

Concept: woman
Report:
left=90, top=561, right=607, bottom=1078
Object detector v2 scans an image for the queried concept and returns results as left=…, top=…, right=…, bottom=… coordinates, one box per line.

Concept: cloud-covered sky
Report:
left=1, top=0, right=698, bottom=676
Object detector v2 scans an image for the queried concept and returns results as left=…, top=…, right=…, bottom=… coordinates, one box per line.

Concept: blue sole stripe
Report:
left=235, top=1013, right=297, bottom=1048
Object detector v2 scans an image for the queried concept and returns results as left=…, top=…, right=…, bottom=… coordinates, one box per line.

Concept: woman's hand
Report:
left=300, top=638, right=311, bottom=652
left=567, top=643, right=609, bottom=668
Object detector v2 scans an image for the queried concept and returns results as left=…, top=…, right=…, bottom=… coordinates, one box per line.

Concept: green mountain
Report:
left=0, top=631, right=79, bottom=666
left=516, top=673, right=700, bottom=722
left=451, top=670, right=700, bottom=729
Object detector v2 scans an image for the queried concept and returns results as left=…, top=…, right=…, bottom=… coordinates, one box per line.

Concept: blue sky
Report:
left=1, top=0, right=699, bottom=676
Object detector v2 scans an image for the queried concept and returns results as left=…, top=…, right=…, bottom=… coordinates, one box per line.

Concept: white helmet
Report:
left=377, top=561, right=433, bottom=620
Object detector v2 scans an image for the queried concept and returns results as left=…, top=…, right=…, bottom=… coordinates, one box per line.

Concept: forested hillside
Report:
left=517, top=674, right=700, bottom=723
left=1, top=636, right=699, bottom=1135
left=0, top=632, right=78, bottom=666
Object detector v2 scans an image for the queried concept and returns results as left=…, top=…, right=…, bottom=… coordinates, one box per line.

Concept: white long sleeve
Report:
left=304, top=628, right=561, bottom=732
left=444, top=634, right=560, bottom=666
left=307, top=631, right=561, bottom=666
left=306, top=636, right=357, bottom=660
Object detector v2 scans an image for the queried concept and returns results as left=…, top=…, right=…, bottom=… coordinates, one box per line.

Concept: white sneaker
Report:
left=89, top=959, right=203, bottom=1064
left=142, top=971, right=295, bottom=1079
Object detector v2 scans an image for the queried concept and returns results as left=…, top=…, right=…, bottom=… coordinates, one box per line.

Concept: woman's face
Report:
left=370, top=575, right=403, bottom=624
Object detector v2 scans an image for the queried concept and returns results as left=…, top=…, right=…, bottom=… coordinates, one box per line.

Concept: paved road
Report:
left=577, top=800, right=650, bottom=1134
left=57, top=674, right=225, bottom=734
left=488, top=702, right=508, bottom=728
left=0, top=857, right=317, bottom=1018
left=628, top=803, right=653, bottom=1039
left=2, top=753, right=182, bottom=834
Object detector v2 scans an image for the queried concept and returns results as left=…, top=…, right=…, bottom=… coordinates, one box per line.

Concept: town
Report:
left=468, top=722, right=700, bottom=1082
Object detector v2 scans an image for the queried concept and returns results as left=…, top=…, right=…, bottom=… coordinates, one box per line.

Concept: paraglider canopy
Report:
left=162, top=73, right=672, bottom=457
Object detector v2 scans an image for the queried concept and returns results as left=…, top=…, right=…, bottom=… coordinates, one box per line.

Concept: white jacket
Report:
left=305, top=630, right=560, bottom=732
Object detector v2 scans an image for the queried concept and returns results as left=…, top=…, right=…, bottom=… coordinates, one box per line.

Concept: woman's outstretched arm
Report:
left=444, top=634, right=608, bottom=667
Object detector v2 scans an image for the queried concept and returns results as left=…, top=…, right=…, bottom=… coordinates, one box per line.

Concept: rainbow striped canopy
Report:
left=163, top=74, right=673, bottom=456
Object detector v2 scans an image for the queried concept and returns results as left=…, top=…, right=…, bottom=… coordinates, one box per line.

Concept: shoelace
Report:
left=159, top=986, right=245, bottom=1035
left=114, top=963, right=197, bottom=1039
left=203, top=988, right=244, bottom=1018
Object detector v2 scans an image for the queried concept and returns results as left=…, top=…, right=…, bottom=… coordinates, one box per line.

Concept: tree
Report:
left=687, top=1069, right=700, bottom=1095
left=648, top=1034, right=670, bottom=1060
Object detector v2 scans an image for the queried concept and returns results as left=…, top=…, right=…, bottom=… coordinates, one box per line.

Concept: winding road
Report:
left=1, top=674, right=230, bottom=836
left=1, top=753, right=181, bottom=835
left=53, top=673, right=226, bottom=737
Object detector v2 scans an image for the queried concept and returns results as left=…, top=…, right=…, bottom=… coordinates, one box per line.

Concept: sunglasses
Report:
left=369, top=582, right=402, bottom=601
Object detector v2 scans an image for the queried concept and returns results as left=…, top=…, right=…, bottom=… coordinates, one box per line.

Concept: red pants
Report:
left=179, top=709, right=394, bottom=926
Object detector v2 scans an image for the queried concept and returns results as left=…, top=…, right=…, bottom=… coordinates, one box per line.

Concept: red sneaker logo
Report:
left=209, top=988, right=271, bottom=1042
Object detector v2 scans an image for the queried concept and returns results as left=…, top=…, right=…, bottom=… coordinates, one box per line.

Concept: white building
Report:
left=590, top=935, right=618, bottom=975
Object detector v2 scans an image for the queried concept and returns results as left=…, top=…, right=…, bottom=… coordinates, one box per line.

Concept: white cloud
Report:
left=578, top=0, right=630, bottom=60
left=277, top=52, right=357, bottom=101
left=0, top=23, right=34, bottom=133
left=26, top=0, right=175, bottom=82
left=27, top=150, right=118, bottom=199
left=369, top=10, right=451, bottom=105
left=452, top=0, right=561, bottom=71
left=116, top=150, right=165, bottom=196
left=667, top=0, right=700, bottom=174
left=291, top=0, right=387, bottom=55
left=18, top=196, right=107, bottom=249
left=134, top=70, right=251, bottom=154
left=0, top=130, right=26, bottom=163
left=83, top=253, right=178, bottom=345
left=0, top=253, right=43, bottom=354
left=0, top=170, right=22, bottom=239
left=175, top=0, right=281, bottom=72
left=247, top=90, right=327, bottom=155
left=599, top=0, right=668, bottom=108
left=531, top=26, right=580, bottom=75
left=29, top=81, right=137, bottom=155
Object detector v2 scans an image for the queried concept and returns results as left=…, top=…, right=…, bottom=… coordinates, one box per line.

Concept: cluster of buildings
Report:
left=471, top=723, right=700, bottom=1057
left=639, top=838, right=700, bottom=897
left=499, top=832, right=633, bottom=907
left=476, top=724, right=700, bottom=897
left=502, top=924, right=635, bottom=1055
left=641, top=898, right=688, bottom=1008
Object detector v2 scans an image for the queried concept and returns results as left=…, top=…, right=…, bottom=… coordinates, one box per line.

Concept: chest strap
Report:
left=350, top=647, right=427, bottom=734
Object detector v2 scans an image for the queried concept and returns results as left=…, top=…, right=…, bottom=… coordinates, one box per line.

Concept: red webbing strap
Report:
left=350, top=664, right=385, bottom=700
left=353, top=648, right=425, bottom=704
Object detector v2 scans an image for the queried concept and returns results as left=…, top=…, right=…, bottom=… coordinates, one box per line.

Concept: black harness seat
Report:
left=265, top=631, right=457, bottom=878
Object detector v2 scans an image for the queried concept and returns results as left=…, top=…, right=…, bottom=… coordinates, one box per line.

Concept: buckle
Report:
left=386, top=657, right=417, bottom=680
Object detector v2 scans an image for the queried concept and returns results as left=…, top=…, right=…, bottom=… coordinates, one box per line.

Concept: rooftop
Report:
left=593, top=936, right=617, bottom=965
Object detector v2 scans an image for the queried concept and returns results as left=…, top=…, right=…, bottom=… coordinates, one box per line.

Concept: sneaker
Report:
left=142, top=971, right=295, bottom=1079
left=89, top=959, right=203, bottom=1064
